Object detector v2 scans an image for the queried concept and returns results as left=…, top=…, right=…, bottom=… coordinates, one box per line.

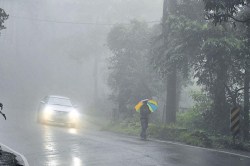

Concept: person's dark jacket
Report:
left=140, top=104, right=151, bottom=119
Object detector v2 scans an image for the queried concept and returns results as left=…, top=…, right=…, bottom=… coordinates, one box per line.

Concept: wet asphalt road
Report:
left=0, top=109, right=250, bottom=166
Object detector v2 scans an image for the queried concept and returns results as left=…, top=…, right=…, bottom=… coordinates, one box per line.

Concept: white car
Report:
left=37, top=95, right=80, bottom=128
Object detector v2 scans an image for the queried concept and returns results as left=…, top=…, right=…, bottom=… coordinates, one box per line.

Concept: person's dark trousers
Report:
left=140, top=118, right=148, bottom=140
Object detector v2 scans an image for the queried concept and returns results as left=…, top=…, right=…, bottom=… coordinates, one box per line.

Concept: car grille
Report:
left=55, top=110, right=68, bottom=115
left=53, top=110, right=69, bottom=121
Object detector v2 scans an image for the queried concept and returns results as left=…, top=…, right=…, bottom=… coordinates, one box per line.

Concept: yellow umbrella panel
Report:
left=134, top=99, right=158, bottom=112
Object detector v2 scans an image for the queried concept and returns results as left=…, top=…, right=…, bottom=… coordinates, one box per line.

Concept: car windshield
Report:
left=48, top=97, right=72, bottom=107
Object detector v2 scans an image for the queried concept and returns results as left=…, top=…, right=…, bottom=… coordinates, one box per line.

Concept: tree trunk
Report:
left=213, top=56, right=228, bottom=133
left=213, top=79, right=228, bottom=133
left=162, top=0, right=168, bottom=124
left=93, top=53, right=98, bottom=112
left=162, top=0, right=178, bottom=124
left=166, top=65, right=177, bottom=123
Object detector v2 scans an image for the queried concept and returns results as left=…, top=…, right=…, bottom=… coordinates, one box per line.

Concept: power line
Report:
left=9, top=15, right=161, bottom=26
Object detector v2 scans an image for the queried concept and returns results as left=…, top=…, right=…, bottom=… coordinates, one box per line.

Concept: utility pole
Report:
left=162, top=0, right=168, bottom=124
left=93, top=53, right=98, bottom=112
left=92, top=19, right=101, bottom=113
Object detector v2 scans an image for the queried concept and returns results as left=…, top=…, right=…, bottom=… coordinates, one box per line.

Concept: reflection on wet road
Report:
left=42, top=126, right=84, bottom=166
left=0, top=110, right=250, bottom=166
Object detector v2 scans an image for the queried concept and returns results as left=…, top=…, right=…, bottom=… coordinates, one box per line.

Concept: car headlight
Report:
left=43, top=106, right=54, bottom=119
left=69, top=109, right=79, bottom=119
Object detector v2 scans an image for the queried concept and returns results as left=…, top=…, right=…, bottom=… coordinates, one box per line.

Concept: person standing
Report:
left=140, top=101, right=151, bottom=140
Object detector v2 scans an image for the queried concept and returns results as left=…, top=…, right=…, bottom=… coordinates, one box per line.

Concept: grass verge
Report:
left=102, top=121, right=250, bottom=152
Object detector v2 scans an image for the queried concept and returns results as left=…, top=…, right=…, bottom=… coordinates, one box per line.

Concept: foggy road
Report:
left=0, top=109, right=249, bottom=166
left=1, top=1, right=250, bottom=165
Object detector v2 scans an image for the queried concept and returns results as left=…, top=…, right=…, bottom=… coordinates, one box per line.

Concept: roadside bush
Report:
left=177, top=109, right=203, bottom=129
left=189, top=130, right=212, bottom=147
left=148, top=124, right=187, bottom=140
left=211, top=135, right=232, bottom=149
left=147, top=125, right=212, bottom=147
left=177, top=90, right=214, bottom=131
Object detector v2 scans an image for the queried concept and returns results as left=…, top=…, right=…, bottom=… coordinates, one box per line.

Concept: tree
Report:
left=203, top=0, right=250, bottom=138
left=195, top=26, right=245, bottom=133
left=152, top=0, right=205, bottom=124
left=162, top=0, right=178, bottom=124
left=231, top=25, right=250, bottom=140
left=107, top=21, right=162, bottom=120
left=155, top=0, right=249, bottom=134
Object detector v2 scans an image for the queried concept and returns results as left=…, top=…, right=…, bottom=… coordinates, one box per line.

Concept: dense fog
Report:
left=0, top=0, right=162, bottom=112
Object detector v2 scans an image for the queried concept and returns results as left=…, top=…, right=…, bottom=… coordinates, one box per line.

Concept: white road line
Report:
left=152, top=139, right=250, bottom=159
left=0, top=143, right=29, bottom=166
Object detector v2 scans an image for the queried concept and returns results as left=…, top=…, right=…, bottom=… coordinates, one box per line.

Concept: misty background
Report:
left=0, top=0, right=163, bottom=115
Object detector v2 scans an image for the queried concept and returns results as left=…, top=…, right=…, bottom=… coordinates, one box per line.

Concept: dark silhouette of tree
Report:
left=203, top=0, right=250, bottom=139
left=0, top=8, right=8, bottom=32
left=153, top=0, right=204, bottom=124
left=0, top=8, right=8, bottom=121
left=107, top=21, right=164, bottom=120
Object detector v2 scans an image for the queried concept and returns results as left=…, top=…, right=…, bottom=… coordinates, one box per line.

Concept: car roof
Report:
left=47, top=95, right=70, bottom=99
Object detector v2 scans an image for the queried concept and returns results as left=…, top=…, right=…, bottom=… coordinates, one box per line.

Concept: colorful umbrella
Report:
left=135, top=99, right=158, bottom=113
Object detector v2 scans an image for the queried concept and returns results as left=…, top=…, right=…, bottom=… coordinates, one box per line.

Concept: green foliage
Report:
left=152, top=0, right=207, bottom=77
left=203, top=0, right=250, bottom=24
left=191, top=91, right=213, bottom=111
left=151, top=13, right=205, bottom=78
left=147, top=124, right=188, bottom=141
left=191, top=23, right=250, bottom=133
left=107, top=21, right=151, bottom=112
left=103, top=115, right=141, bottom=135
left=177, top=90, right=212, bottom=130
left=107, top=20, right=165, bottom=119
left=177, top=109, right=203, bottom=129
left=154, top=0, right=247, bottom=132
left=107, top=0, right=250, bottom=137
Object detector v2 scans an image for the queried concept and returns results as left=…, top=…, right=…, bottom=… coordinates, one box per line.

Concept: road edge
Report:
left=150, top=138, right=250, bottom=159
left=103, top=131, right=250, bottom=159
left=0, top=143, right=29, bottom=166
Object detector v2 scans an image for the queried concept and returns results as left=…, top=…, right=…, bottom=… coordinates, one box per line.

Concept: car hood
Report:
left=47, top=104, right=74, bottom=112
